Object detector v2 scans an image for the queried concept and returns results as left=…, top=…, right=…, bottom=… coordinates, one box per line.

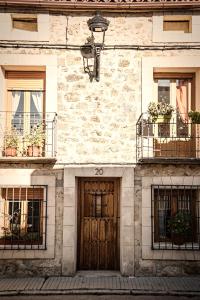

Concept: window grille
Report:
left=0, top=186, right=47, bottom=250
left=152, top=185, right=200, bottom=250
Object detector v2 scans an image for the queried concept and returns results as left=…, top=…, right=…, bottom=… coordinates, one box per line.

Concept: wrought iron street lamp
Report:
left=81, top=11, right=109, bottom=82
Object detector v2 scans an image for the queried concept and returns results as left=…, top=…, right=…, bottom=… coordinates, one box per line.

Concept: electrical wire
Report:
left=1, top=41, right=200, bottom=50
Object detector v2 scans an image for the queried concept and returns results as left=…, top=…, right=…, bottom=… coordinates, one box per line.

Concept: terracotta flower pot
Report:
left=4, top=147, right=17, bottom=157
left=27, top=146, right=42, bottom=157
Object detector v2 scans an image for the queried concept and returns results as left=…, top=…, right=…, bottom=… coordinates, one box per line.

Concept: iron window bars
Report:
left=151, top=185, right=200, bottom=250
left=0, top=186, right=47, bottom=250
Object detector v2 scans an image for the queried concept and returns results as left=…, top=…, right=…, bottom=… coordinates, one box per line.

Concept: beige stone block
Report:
left=63, top=225, right=75, bottom=247
left=121, top=245, right=134, bottom=276
left=194, top=251, right=200, bottom=260
left=185, top=251, right=195, bottom=260
left=183, top=176, right=196, bottom=185
left=34, top=246, right=55, bottom=259
left=170, top=176, right=184, bottom=185
left=62, top=246, right=76, bottom=275
left=142, top=188, right=151, bottom=208
left=142, top=226, right=151, bottom=246
left=121, top=187, right=134, bottom=207
left=153, top=250, right=164, bottom=260
left=31, top=175, right=55, bottom=187
left=172, top=251, right=186, bottom=260
left=122, top=168, right=134, bottom=188
left=63, top=207, right=76, bottom=226
left=142, top=245, right=153, bottom=259
left=122, top=226, right=134, bottom=246
left=121, top=206, right=134, bottom=226
left=1, top=250, right=25, bottom=259
left=64, top=187, right=75, bottom=207
left=142, top=177, right=153, bottom=188
left=47, top=225, right=55, bottom=246
left=142, top=207, right=151, bottom=227
left=47, top=207, right=55, bottom=225
left=162, top=250, right=173, bottom=260
left=64, top=169, right=76, bottom=188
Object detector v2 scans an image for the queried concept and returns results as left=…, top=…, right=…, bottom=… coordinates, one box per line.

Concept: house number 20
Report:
left=95, top=168, right=103, bottom=175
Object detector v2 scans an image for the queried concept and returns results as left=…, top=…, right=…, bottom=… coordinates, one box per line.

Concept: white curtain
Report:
left=31, top=92, right=42, bottom=113
left=31, top=92, right=43, bottom=125
left=176, top=80, right=188, bottom=122
left=12, top=91, right=21, bottom=113
left=11, top=91, right=22, bottom=132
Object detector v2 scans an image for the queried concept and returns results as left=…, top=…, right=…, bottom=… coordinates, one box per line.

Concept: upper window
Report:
left=163, top=16, right=192, bottom=33
left=152, top=185, right=200, bottom=250
left=152, top=73, right=197, bottom=158
left=3, top=71, right=45, bottom=157
left=5, top=71, right=45, bottom=132
left=0, top=186, right=47, bottom=249
left=12, top=14, right=38, bottom=32
left=0, top=13, right=49, bottom=41
left=153, top=15, right=200, bottom=43
left=154, top=73, right=195, bottom=138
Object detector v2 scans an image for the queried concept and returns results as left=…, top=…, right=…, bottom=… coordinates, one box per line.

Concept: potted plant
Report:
left=3, top=127, right=19, bottom=157
left=188, top=111, right=200, bottom=124
left=148, top=101, right=174, bottom=123
left=167, top=211, right=192, bottom=245
left=25, top=124, right=45, bottom=157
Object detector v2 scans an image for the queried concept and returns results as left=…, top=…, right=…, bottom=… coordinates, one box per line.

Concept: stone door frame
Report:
left=62, top=166, right=134, bottom=276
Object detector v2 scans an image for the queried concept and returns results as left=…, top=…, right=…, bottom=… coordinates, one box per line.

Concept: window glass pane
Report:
left=158, top=79, right=170, bottom=104
left=28, top=201, right=40, bottom=234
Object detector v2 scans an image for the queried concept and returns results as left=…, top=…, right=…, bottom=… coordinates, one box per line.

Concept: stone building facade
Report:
left=0, top=0, right=200, bottom=277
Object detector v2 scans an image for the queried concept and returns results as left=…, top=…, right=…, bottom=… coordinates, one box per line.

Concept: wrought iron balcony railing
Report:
left=136, top=112, right=200, bottom=162
left=0, top=112, right=57, bottom=159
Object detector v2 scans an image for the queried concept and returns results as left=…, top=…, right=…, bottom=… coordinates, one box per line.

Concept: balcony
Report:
left=0, top=112, right=57, bottom=163
left=136, top=113, right=200, bottom=163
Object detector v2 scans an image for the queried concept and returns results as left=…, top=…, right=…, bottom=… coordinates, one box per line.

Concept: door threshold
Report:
left=76, top=270, right=121, bottom=277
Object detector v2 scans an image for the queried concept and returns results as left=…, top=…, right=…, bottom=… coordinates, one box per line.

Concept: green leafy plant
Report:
left=188, top=111, right=200, bottom=124
left=168, top=211, right=192, bottom=235
left=25, top=124, right=45, bottom=147
left=4, top=127, right=20, bottom=148
left=148, top=101, right=174, bottom=122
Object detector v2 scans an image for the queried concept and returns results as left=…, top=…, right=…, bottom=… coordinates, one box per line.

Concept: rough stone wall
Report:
left=0, top=166, right=64, bottom=277
left=134, top=164, right=200, bottom=276
left=49, top=13, right=152, bottom=45
left=1, top=12, right=200, bottom=163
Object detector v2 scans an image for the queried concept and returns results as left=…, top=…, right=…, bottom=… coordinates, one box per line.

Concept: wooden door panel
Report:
left=77, top=178, right=120, bottom=270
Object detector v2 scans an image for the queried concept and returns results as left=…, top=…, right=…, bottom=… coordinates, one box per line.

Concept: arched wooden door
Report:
left=77, top=178, right=120, bottom=270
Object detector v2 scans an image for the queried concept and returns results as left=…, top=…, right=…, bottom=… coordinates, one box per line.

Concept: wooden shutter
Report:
left=1, top=188, right=44, bottom=200
left=6, top=71, right=45, bottom=91
left=11, top=14, right=38, bottom=32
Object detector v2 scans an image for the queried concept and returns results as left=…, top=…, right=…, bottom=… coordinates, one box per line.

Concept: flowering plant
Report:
left=25, top=124, right=45, bottom=147
left=167, top=211, right=192, bottom=235
left=188, top=111, right=200, bottom=124
left=148, top=101, right=174, bottom=122
left=4, top=127, right=20, bottom=148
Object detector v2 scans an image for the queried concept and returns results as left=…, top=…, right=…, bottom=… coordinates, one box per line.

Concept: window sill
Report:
left=153, top=242, right=200, bottom=251
left=138, top=158, right=200, bottom=164
left=0, top=157, right=57, bottom=164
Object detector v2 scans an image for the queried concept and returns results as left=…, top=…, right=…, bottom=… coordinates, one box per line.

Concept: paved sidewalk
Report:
left=0, top=275, right=199, bottom=296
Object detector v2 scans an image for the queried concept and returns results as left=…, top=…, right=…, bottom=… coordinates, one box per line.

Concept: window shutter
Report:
left=1, top=187, right=44, bottom=200
left=6, top=71, right=45, bottom=91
